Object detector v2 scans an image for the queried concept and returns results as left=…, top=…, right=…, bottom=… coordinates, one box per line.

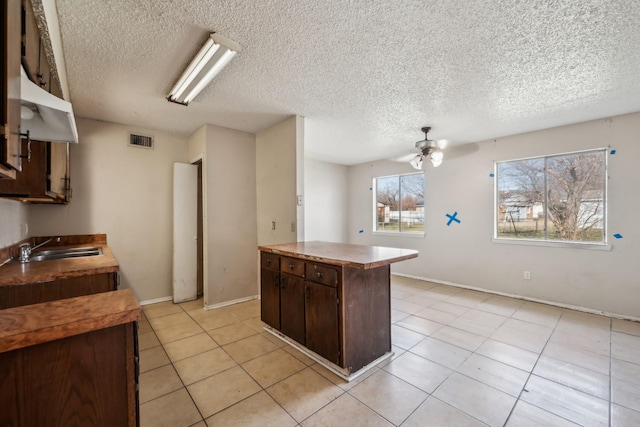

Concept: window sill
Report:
left=372, top=231, right=425, bottom=238
left=492, top=237, right=611, bottom=251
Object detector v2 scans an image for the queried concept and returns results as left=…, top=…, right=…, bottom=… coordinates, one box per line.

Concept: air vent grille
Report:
left=129, top=133, right=154, bottom=149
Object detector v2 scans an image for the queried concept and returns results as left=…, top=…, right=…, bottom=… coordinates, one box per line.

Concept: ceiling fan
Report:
left=410, top=126, right=445, bottom=169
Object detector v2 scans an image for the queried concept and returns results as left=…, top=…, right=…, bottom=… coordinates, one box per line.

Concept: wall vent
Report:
left=129, top=133, right=154, bottom=149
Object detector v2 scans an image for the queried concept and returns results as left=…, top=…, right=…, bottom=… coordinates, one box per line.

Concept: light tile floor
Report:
left=139, top=276, right=640, bottom=426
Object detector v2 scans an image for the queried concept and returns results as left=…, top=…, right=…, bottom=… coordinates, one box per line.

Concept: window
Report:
left=374, top=172, right=424, bottom=234
left=495, top=149, right=607, bottom=244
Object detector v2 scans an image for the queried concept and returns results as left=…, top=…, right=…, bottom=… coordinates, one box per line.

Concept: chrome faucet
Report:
left=18, top=238, right=52, bottom=263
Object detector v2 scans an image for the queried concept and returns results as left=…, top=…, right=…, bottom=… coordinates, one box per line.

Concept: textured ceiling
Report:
left=55, top=0, right=640, bottom=165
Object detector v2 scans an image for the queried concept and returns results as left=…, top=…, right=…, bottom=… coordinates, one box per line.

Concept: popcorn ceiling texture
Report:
left=55, top=0, right=640, bottom=164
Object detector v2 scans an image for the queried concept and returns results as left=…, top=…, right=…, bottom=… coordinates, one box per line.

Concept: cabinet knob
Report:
left=289, top=264, right=295, bottom=270
left=317, top=271, right=323, bottom=279
left=266, top=259, right=271, bottom=264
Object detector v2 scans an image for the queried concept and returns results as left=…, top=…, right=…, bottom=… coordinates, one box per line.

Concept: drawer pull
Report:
left=317, top=271, right=323, bottom=279
left=289, top=264, right=295, bottom=270
left=266, top=259, right=272, bottom=264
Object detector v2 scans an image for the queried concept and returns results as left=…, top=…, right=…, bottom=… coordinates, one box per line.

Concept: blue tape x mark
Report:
left=446, top=211, right=461, bottom=226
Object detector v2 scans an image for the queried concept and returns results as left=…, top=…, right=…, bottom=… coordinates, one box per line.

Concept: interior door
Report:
left=173, top=162, right=198, bottom=303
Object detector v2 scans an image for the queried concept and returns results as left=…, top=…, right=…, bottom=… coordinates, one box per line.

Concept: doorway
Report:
left=194, top=159, right=203, bottom=297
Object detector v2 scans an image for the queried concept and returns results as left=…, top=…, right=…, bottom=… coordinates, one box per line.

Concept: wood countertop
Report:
left=0, top=289, right=140, bottom=353
left=0, top=234, right=119, bottom=286
left=259, top=241, right=418, bottom=269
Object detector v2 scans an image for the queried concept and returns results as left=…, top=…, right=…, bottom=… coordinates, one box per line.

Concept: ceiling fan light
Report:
left=430, top=149, right=444, bottom=167
left=409, top=154, right=424, bottom=170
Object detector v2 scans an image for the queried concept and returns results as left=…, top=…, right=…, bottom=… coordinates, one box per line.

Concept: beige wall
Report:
left=28, top=117, right=189, bottom=302
left=304, top=158, right=349, bottom=243
left=256, top=116, right=302, bottom=245
left=348, top=112, right=640, bottom=318
left=198, top=124, right=258, bottom=307
left=0, top=199, right=28, bottom=248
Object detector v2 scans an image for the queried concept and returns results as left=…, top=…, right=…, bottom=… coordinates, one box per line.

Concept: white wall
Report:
left=28, top=117, right=189, bottom=302
left=304, top=158, right=349, bottom=243
left=256, top=116, right=301, bottom=245
left=0, top=199, right=28, bottom=248
left=348, top=112, right=640, bottom=318
left=199, top=124, right=258, bottom=307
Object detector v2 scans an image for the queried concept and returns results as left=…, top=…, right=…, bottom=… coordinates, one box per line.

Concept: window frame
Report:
left=372, top=172, right=425, bottom=237
left=493, top=148, right=609, bottom=248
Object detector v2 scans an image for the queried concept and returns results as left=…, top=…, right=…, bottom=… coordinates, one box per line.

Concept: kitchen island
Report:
left=258, top=241, right=418, bottom=380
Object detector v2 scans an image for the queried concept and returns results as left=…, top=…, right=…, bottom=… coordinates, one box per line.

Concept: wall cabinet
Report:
left=1, top=0, right=65, bottom=181
left=1, top=0, right=21, bottom=179
left=0, top=139, right=70, bottom=202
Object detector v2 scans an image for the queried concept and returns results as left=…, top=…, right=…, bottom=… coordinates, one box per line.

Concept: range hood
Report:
left=20, top=67, right=78, bottom=144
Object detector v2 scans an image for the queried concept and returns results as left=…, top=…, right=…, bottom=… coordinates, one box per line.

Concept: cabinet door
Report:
left=260, top=268, right=280, bottom=329
left=0, top=138, right=46, bottom=196
left=305, top=281, right=339, bottom=364
left=48, top=141, right=69, bottom=200
left=21, top=0, right=40, bottom=82
left=280, top=273, right=305, bottom=345
left=1, top=0, right=22, bottom=175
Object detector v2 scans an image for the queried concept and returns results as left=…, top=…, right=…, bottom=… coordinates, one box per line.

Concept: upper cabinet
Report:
left=0, top=0, right=71, bottom=203
left=1, top=0, right=22, bottom=179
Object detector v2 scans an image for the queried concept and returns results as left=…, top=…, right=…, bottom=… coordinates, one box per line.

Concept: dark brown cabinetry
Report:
left=280, top=258, right=306, bottom=345
left=0, top=139, right=71, bottom=202
left=304, top=278, right=339, bottom=364
left=1, top=0, right=21, bottom=178
left=259, top=242, right=418, bottom=379
left=1, top=0, right=65, bottom=181
left=260, top=252, right=280, bottom=329
left=0, top=290, right=140, bottom=427
left=258, top=252, right=345, bottom=369
left=0, top=271, right=118, bottom=309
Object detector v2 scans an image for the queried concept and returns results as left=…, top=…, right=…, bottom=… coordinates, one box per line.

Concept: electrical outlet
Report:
left=524, top=271, right=531, bottom=280
left=291, top=222, right=296, bottom=232
left=271, top=221, right=276, bottom=230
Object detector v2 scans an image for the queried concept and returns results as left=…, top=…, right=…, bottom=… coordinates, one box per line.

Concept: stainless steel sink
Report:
left=26, top=246, right=103, bottom=262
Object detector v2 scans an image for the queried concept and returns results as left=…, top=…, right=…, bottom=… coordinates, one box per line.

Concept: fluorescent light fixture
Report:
left=167, top=33, right=242, bottom=105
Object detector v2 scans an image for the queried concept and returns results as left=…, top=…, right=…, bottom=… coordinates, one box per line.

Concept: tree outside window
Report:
left=374, top=173, right=424, bottom=233
left=496, top=149, right=607, bottom=243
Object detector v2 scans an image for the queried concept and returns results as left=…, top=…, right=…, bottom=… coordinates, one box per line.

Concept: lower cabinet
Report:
left=280, top=273, right=305, bottom=345
left=260, top=257, right=280, bottom=330
left=304, top=280, right=339, bottom=364
left=0, top=295, right=139, bottom=427
left=0, top=271, right=119, bottom=309
left=260, top=250, right=393, bottom=374
left=260, top=251, right=341, bottom=365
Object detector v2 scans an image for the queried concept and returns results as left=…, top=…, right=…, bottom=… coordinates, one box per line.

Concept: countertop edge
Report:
left=0, top=289, right=141, bottom=353
left=259, top=242, right=419, bottom=269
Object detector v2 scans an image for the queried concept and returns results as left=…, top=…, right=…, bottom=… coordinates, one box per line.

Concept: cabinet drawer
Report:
left=281, top=257, right=305, bottom=277
left=307, top=263, right=339, bottom=287
left=261, top=252, right=279, bottom=271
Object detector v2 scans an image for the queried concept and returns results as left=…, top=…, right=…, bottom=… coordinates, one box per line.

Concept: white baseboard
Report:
left=139, top=295, right=173, bottom=306
left=205, top=294, right=259, bottom=310
left=392, top=273, right=640, bottom=323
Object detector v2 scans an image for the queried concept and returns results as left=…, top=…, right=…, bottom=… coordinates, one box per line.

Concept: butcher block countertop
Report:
left=0, top=234, right=119, bottom=287
left=0, top=289, right=140, bottom=353
left=259, top=241, right=418, bottom=269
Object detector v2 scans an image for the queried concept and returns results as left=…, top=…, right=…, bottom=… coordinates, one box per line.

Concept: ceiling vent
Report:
left=129, top=133, right=154, bottom=149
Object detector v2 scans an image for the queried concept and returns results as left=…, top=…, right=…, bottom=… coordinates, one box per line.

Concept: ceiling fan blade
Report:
left=443, top=142, right=479, bottom=160
left=389, top=153, right=418, bottom=162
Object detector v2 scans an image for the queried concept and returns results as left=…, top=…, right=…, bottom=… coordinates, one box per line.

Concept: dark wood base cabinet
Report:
left=0, top=272, right=118, bottom=309
left=259, top=245, right=407, bottom=376
left=0, top=290, right=140, bottom=427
